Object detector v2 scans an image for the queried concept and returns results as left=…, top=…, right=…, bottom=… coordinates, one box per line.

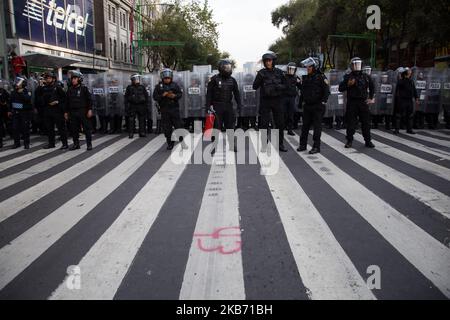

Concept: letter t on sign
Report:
left=367, top=5, right=381, bottom=30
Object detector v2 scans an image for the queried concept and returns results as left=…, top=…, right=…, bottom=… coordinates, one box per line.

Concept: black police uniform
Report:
left=253, top=67, right=287, bottom=149
left=394, top=77, right=418, bottom=133
left=153, top=81, right=184, bottom=147
left=339, top=71, right=375, bottom=144
left=125, top=83, right=149, bottom=138
left=283, top=74, right=301, bottom=133
left=66, top=84, right=93, bottom=149
left=299, top=70, right=330, bottom=151
left=41, top=82, right=68, bottom=147
left=0, top=87, right=10, bottom=148
left=9, top=88, right=33, bottom=148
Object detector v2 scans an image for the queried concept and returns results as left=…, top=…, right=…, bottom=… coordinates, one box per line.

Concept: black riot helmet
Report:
left=14, top=76, right=27, bottom=89
left=218, top=59, right=233, bottom=77
left=262, top=51, right=277, bottom=68
left=286, top=62, right=297, bottom=76
left=301, top=57, right=318, bottom=69
left=42, top=71, right=57, bottom=80
left=160, top=68, right=173, bottom=81
left=71, top=70, right=84, bottom=83
left=350, top=57, right=363, bottom=72
left=130, top=74, right=141, bottom=84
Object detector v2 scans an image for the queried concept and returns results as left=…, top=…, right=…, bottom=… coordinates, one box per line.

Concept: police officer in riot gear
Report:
left=40, top=71, right=68, bottom=149
left=206, top=59, right=241, bottom=152
left=9, top=77, right=33, bottom=149
left=0, top=82, right=10, bottom=148
left=297, top=57, right=330, bottom=154
left=253, top=52, right=288, bottom=152
left=64, top=71, right=94, bottom=151
left=394, top=67, right=418, bottom=135
left=125, top=74, right=149, bottom=139
left=339, top=57, right=375, bottom=149
left=283, top=62, right=301, bottom=136
left=153, top=68, right=185, bottom=151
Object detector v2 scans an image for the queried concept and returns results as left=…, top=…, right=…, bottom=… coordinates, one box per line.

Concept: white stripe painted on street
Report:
left=0, top=138, right=46, bottom=158
left=248, top=132, right=375, bottom=300
left=418, top=130, right=450, bottom=140
left=371, top=130, right=450, bottom=158
left=180, top=135, right=245, bottom=300
left=0, top=136, right=137, bottom=223
left=50, top=135, right=200, bottom=300
left=0, top=135, right=116, bottom=191
left=0, top=135, right=166, bottom=291
left=405, top=131, right=450, bottom=148
left=0, top=144, right=69, bottom=171
left=321, top=132, right=450, bottom=219
left=287, top=134, right=450, bottom=298
left=347, top=131, right=450, bottom=181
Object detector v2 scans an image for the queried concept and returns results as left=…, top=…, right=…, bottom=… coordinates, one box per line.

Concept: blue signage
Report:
left=14, top=0, right=95, bottom=53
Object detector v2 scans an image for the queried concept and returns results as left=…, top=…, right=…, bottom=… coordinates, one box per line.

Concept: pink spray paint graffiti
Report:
left=193, top=227, right=242, bottom=255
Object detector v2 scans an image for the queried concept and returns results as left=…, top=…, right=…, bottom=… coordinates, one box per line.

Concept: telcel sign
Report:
left=23, top=0, right=89, bottom=36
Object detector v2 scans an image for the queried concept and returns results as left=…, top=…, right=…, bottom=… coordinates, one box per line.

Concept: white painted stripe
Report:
left=321, top=132, right=450, bottom=219
left=403, top=131, right=450, bottom=148
left=0, top=143, right=68, bottom=171
left=248, top=132, right=375, bottom=300
left=180, top=135, right=245, bottom=300
left=0, top=136, right=146, bottom=224
left=418, top=130, right=450, bottom=140
left=372, top=130, right=450, bottom=158
left=0, top=135, right=166, bottom=291
left=0, top=139, right=46, bottom=158
left=344, top=131, right=450, bottom=181
left=286, top=134, right=450, bottom=298
left=50, top=135, right=200, bottom=300
left=0, top=135, right=116, bottom=191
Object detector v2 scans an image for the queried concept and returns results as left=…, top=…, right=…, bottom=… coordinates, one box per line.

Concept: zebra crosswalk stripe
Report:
left=180, top=135, right=245, bottom=300
left=0, top=136, right=166, bottom=291
left=49, top=135, right=200, bottom=300
left=321, top=132, right=450, bottom=219
left=286, top=133, right=450, bottom=298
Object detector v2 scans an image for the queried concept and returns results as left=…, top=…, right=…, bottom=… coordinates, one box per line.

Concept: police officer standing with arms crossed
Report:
left=153, top=68, right=186, bottom=151
left=64, top=71, right=94, bottom=151
left=339, top=57, right=375, bottom=149
left=125, top=74, right=149, bottom=139
left=40, top=71, right=68, bottom=149
left=206, top=59, right=241, bottom=153
left=297, top=57, right=330, bottom=154
left=9, top=77, right=33, bottom=149
left=253, top=52, right=288, bottom=152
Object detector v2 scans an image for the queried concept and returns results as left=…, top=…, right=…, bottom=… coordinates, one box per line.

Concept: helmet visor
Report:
left=301, top=57, right=316, bottom=68
left=287, top=66, right=297, bottom=75
left=351, top=60, right=363, bottom=71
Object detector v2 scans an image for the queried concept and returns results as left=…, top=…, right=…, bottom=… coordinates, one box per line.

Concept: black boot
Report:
left=345, top=140, right=353, bottom=149
left=309, top=147, right=320, bottom=154
left=279, top=145, right=288, bottom=153
left=43, top=144, right=56, bottom=149
left=70, top=143, right=81, bottom=151
left=365, top=141, right=375, bottom=148
left=297, top=145, right=307, bottom=152
left=87, top=142, right=93, bottom=151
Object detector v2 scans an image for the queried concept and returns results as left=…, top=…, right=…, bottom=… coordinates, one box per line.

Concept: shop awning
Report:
left=22, top=52, right=81, bottom=69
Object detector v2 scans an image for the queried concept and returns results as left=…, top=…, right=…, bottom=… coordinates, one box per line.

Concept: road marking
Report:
left=0, top=135, right=116, bottom=191
left=0, top=140, right=47, bottom=161
left=371, top=130, right=450, bottom=158
left=180, top=134, right=245, bottom=300
left=50, top=135, right=200, bottom=300
left=248, top=132, right=376, bottom=300
left=0, top=136, right=166, bottom=291
left=0, top=137, right=137, bottom=223
left=342, top=131, right=450, bottom=181
left=287, top=133, right=450, bottom=298
left=418, top=130, right=450, bottom=140
left=321, top=132, right=450, bottom=219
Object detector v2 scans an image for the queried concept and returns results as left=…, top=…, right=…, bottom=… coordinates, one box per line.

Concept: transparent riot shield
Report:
left=173, top=71, right=187, bottom=119
left=442, top=69, right=450, bottom=118
left=87, top=73, right=107, bottom=118
left=186, top=72, right=204, bottom=119
left=368, top=71, right=381, bottom=116
left=106, top=72, right=125, bottom=117
left=141, top=73, right=156, bottom=130
left=240, top=72, right=259, bottom=117
left=326, top=70, right=345, bottom=118
left=376, top=71, right=396, bottom=116
left=425, top=68, right=443, bottom=114
left=413, top=68, right=428, bottom=113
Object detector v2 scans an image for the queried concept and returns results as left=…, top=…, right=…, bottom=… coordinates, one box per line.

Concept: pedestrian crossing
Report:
left=0, top=129, right=449, bottom=300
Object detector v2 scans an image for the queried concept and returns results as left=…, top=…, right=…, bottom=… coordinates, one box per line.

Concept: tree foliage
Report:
left=270, top=0, right=450, bottom=69
left=140, top=0, right=224, bottom=71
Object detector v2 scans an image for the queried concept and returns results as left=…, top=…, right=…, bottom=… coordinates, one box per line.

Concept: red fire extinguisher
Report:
left=204, top=107, right=216, bottom=141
